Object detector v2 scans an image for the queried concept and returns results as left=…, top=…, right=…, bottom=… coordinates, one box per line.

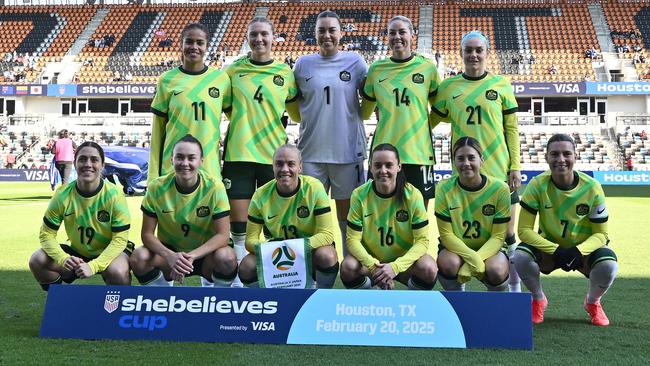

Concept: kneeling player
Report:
left=238, top=145, right=339, bottom=288
left=29, top=142, right=132, bottom=290
left=130, top=135, right=237, bottom=287
left=340, top=144, right=437, bottom=290
left=513, top=133, right=618, bottom=326
left=435, top=137, right=511, bottom=291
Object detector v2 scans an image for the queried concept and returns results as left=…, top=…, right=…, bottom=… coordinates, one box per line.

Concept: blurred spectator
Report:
left=51, top=129, right=77, bottom=184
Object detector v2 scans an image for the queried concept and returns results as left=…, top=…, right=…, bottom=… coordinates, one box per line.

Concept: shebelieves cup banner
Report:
left=41, top=286, right=532, bottom=349
left=255, top=238, right=313, bottom=288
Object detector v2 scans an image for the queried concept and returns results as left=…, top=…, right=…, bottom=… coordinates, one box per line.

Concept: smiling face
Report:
left=316, top=16, right=341, bottom=57
left=172, top=141, right=202, bottom=183
left=387, top=19, right=413, bottom=59
left=546, top=140, right=576, bottom=179
left=75, top=146, right=104, bottom=185
left=371, top=149, right=400, bottom=192
left=454, top=145, right=483, bottom=186
left=247, top=21, right=274, bottom=61
left=181, top=28, right=208, bottom=70
left=273, top=146, right=302, bottom=193
left=461, top=36, right=488, bottom=76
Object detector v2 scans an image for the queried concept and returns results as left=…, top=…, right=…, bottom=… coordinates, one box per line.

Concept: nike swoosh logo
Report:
left=544, top=204, right=553, bottom=209
left=364, top=213, right=373, bottom=217
left=305, top=77, right=313, bottom=82
left=449, top=207, right=459, bottom=211
left=379, top=78, right=388, bottom=83
left=452, top=94, right=462, bottom=99
left=173, top=91, right=183, bottom=96
left=597, top=207, right=606, bottom=214
left=163, top=209, right=174, bottom=213
left=64, top=212, right=74, bottom=217
left=267, top=214, right=278, bottom=220
left=425, top=186, right=433, bottom=191
left=239, top=73, right=248, bottom=77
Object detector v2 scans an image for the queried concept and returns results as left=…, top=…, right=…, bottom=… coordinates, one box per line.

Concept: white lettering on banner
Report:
left=251, top=321, right=275, bottom=331
left=335, top=304, right=395, bottom=317
left=596, top=83, right=650, bottom=93
left=315, top=319, right=436, bottom=336
left=513, top=85, right=525, bottom=94
left=119, top=295, right=278, bottom=314
left=316, top=319, right=378, bottom=336
left=554, top=83, right=579, bottom=93
left=602, top=173, right=650, bottom=183
left=81, top=84, right=156, bottom=95
left=23, top=170, right=49, bottom=181
left=219, top=325, right=248, bottom=331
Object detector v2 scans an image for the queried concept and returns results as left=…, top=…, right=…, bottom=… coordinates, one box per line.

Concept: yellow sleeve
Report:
left=517, top=208, right=558, bottom=254
left=285, top=99, right=301, bottom=122
left=309, top=211, right=334, bottom=249
left=245, top=220, right=264, bottom=253
left=87, top=230, right=128, bottom=274
left=476, top=222, right=507, bottom=261
left=503, top=112, right=521, bottom=171
left=39, top=223, right=68, bottom=266
left=360, top=98, right=376, bottom=121
left=346, top=225, right=380, bottom=272
left=437, top=218, right=485, bottom=273
left=577, top=221, right=608, bottom=255
left=147, top=114, right=166, bottom=183
left=389, top=225, right=429, bottom=275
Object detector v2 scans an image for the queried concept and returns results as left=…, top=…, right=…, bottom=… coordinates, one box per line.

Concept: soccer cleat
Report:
left=584, top=297, right=610, bottom=326
left=532, top=295, right=548, bottom=324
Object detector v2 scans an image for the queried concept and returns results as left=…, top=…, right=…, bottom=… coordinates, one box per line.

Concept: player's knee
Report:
left=340, top=255, right=361, bottom=281
left=313, top=245, right=338, bottom=268
left=213, top=246, right=238, bottom=273
left=129, top=247, right=150, bottom=272
left=104, top=256, right=131, bottom=285
left=414, top=255, right=438, bottom=282
left=238, top=254, right=257, bottom=283
left=590, top=259, right=618, bottom=281
left=511, top=249, right=535, bottom=270
left=436, top=252, right=462, bottom=277
left=28, top=249, right=49, bottom=272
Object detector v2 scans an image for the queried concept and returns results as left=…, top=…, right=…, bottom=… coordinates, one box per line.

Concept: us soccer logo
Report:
left=272, top=244, right=296, bottom=270
left=104, top=291, right=120, bottom=313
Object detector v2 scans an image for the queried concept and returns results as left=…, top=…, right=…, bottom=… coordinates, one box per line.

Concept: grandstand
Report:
left=1, top=0, right=650, bottom=173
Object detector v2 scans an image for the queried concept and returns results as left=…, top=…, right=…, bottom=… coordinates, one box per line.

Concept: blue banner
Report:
left=0, top=84, right=45, bottom=96
left=512, top=82, right=585, bottom=95
left=0, top=169, right=50, bottom=181
left=47, top=84, right=78, bottom=97
left=593, top=171, right=650, bottom=185
left=434, top=170, right=549, bottom=184
left=41, top=285, right=532, bottom=349
left=77, top=84, right=156, bottom=96
left=586, top=82, right=650, bottom=95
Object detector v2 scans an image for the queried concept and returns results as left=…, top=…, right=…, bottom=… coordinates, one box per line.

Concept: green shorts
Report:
left=516, top=243, right=617, bottom=277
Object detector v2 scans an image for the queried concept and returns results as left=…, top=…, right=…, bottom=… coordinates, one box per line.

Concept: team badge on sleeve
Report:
left=482, top=204, right=496, bottom=216
left=273, top=75, right=285, bottom=87
left=576, top=204, right=590, bottom=216
left=97, top=210, right=110, bottom=222
left=485, top=89, right=498, bottom=101
left=196, top=206, right=210, bottom=218
left=412, top=73, right=424, bottom=84
left=208, top=87, right=220, bottom=98
left=297, top=206, right=310, bottom=218
left=340, top=71, right=351, bottom=82
left=396, top=210, right=409, bottom=222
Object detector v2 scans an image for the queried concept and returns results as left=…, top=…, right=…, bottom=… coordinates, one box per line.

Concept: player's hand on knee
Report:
left=75, top=262, right=92, bottom=278
left=372, top=263, right=395, bottom=285
left=63, top=256, right=84, bottom=271
left=167, top=252, right=193, bottom=275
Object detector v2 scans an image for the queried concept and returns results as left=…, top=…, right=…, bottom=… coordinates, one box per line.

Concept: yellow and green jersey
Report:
left=150, top=66, right=231, bottom=181
left=43, top=179, right=130, bottom=258
left=432, top=72, right=519, bottom=181
left=248, top=175, right=331, bottom=244
left=434, top=174, right=511, bottom=250
left=141, top=170, right=230, bottom=252
left=347, top=180, right=429, bottom=273
left=520, top=171, right=608, bottom=247
left=362, top=54, right=441, bottom=165
left=224, top=56, right=298, bottom=164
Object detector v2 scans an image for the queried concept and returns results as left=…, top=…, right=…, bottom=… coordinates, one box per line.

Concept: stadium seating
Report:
left=618, top=129, right=650, bottom=170
left=601, top=1, right=650, bottom=79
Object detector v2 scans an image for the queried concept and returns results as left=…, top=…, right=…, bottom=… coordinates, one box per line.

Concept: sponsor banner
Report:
left=512, top=82, right=585, bottom=95
left=586, top=82, right=650, bottom=95
left=256, top=238, right=313, bottom=289
left=593, top=171, right=650, bottom=185
left=435, top=170, right=550, bottom=184
left=77, top=84, right=156, bottom=96
left=0, top=169, right=50, bottom=181
left=0, top=84, right=46, bottom=96
left=41, top=285, right=532, bottom=349
left=47, top=84, right=78, bottom=97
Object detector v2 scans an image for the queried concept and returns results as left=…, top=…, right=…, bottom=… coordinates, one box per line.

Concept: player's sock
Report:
left=200, top=277, right=214, bottom=287
left=506, top=235, right=521, bottom=292
left=136, top=269, right=173, bottom=286
left=438, top=272, right=464, bottom=291
left=587, top=260, right=618, bottom=304
left=40, top=276, right=63, bottom=291
left=342, top=275, right=371, bottom=289
left=212, top=270, right=237, bottom=288
left=230, top=221, right=247, bottom=288
left=243, top=281, right=259, bottom=288
left=512, top=251, right=544, bottom=300
left=315, top=262, right=339, bottom=289
left=485, top=275, right=509, bottom=292
left=407, top=275, right=436, bottom=290
left=338, top=219, right=348, bottom=257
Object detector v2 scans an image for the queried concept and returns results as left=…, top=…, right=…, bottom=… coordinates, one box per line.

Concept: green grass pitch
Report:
left=0, top=182, right=648, bottom=365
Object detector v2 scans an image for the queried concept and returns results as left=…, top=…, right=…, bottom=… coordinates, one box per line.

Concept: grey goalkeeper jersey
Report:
left=294, top=51, right=368, bottom=164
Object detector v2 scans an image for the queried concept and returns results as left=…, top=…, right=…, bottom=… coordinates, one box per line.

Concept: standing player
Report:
left=222, top=17, right=299, bottom=266
left=29, top=142, right=132, bottom=290
left=435, top=137, right=510, bottom=291
left=149, top=23, right=231, bottom=182
left=293, top=10, right=369, bottom=254
left=361, top=16, right=441, bottom=206
left=431, top=31, right=522, bottom=292
left=513, top=134, right=617, bottom=326
left=238, top=145, right=338, bottom=288
left=131, top=135, right=237, bottom=287
left=341, top=143, right=437, bottom=290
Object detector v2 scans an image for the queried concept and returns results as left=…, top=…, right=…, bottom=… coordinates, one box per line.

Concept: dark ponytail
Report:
left=371, top=143, right=407, bottom=205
